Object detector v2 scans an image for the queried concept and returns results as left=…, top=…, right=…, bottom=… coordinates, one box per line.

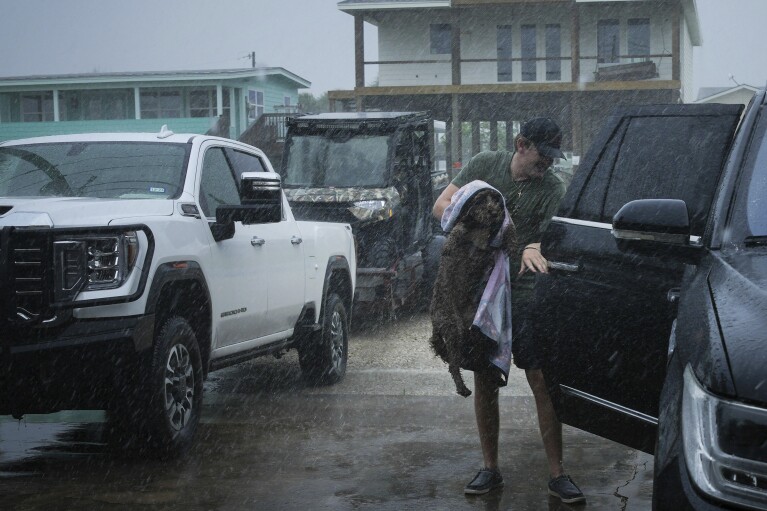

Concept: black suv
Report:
left=535, top=90, right=767, bottom=509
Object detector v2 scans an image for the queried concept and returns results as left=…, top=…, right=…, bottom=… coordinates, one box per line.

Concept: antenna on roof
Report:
left=157, top=125, right=174, bottom=139
left=729, top=74, right=741, bottom=86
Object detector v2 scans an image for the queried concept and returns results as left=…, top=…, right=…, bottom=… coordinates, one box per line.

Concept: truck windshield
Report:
left=283, top=134, right=391, bottom=188
left=0, top=142, right=189, bottom=199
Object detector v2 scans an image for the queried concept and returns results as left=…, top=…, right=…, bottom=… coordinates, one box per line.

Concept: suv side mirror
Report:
left=612, top=199, right=702, bottom=262
left=612, top=199, right=691, bottom=245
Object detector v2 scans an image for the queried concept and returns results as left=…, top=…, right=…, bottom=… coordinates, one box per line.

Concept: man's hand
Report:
left=433, top=183, right=459, bottom=221
left=518, top=242, right=548, bottom=275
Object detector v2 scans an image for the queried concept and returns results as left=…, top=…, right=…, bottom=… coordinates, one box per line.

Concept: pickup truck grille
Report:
left=14, top=245, right=45, bottom=320
left=2, top=231, right=53, bottom=323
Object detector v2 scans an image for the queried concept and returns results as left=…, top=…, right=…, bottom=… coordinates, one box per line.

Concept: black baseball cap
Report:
left=520, top=117, right=566, bottom=160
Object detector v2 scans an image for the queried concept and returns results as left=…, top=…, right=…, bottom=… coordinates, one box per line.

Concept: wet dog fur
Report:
left=429, top=189, right=517, bottom=397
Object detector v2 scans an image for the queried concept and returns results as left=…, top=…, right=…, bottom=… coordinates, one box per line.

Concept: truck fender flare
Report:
left=137, top=262, right=213, bottom=355
left=319, top=256, right=353, bottom=324
left=145, top=262, right=211, bottom=315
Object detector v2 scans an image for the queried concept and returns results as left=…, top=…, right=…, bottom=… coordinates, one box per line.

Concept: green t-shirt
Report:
left=452, top=150, right=566, bottom=302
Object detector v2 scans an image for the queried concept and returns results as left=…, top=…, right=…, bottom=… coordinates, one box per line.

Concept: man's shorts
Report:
left=511, top=301, right=542, bottom=370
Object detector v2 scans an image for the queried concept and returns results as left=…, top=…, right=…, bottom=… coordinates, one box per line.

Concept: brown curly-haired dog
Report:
left=430, top=189, right=517, bottom=397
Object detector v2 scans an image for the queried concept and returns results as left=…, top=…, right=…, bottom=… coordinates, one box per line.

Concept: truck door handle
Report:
left=548, top=260, right=580, bottom=272
left=251, top=236, right=266, bottom=246
left=291, top=236, right=303, bottom=245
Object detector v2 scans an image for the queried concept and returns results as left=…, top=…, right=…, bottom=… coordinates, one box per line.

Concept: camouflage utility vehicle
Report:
left=281, top=112, right=448, bottom=316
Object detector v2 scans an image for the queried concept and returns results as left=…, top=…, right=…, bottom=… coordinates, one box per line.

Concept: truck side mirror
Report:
left=211, top=172, right=284, bottom=241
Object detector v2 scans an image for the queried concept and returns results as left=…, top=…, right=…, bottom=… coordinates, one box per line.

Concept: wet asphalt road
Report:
left=0, top=312, right=653, bottom=510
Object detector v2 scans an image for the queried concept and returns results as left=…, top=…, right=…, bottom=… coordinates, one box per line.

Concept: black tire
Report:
left=366, top=236, right=398, bottom=269
left=299, top=292, right=348, bottom=386
left=143, top=316, right=203, bottom=458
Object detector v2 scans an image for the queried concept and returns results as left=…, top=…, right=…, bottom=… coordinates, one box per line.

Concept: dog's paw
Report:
left=457, top=387, right=472, bottom=398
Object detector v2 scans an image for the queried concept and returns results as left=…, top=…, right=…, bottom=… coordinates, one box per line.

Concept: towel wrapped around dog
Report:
left=441, top=180, right=513, bottom=383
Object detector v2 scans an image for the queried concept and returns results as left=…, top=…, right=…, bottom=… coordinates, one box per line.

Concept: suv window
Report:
left=200, top=147, right=240, bottom=218
left=572, top=115, right=735, bottom=234
left=732, top=106, right=767, bottom=239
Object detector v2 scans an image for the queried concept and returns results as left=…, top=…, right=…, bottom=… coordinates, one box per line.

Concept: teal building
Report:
left=0, top=68, right=310, bottom=141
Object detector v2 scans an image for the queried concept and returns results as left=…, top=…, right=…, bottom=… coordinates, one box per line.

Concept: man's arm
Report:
left=432, top=183, right=460, bottom=221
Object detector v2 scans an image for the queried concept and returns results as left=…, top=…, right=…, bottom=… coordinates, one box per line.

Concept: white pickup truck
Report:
left=0, top=128, right=356, bottom=457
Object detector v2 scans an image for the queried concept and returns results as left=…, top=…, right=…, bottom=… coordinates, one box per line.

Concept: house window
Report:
left=545, top=24, right=561, bottom=81
left=140, top=90, right=182, bottom=118
left=497, top=25, right=513, bottom=82
left=430, top=23, right=452, bottom=55
left=21, top=92, right=54, bottom=122
left=189, top=88, right=230, bottom=118
left=628, top=18, right=650, bottom=59
left=190, top=89, right=216, bottom=118
left=598, top=19, right=620, bottom=64
left=284, top=96, right=291, bottom=106
left=521, top=25, right=537, bottom=82
left=247, top=89, right=264, bottom=121
left=60, top=89, right=132, bottom=121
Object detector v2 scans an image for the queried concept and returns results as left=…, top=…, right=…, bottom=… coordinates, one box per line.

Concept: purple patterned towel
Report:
left=441, top=180, right=513, bottom=382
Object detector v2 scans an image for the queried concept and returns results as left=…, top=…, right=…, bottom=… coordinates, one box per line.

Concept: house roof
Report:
left=696, top=84, right=759, bottom=102
left=0, top=67, right=311, bottom=90
left=338, top=0, right=449, bottom=12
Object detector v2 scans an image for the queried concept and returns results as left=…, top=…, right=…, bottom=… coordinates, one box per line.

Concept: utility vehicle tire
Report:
left=299, top=292, right=348, bottom=386
left=143, top=316, right=203, bottom=458
left=367, top=236, right=398, bottom=269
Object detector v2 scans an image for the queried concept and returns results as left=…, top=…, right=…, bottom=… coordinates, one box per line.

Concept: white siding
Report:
left=373, top=2, right=691, bottom=90
left=378, top=11, right=453, bottom=86
left=377, top=6, right=572, bottom=86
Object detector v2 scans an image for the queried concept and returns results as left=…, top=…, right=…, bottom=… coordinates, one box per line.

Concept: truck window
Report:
left=200, top=147, right=240, bottom=218
left=0, top=142, right=187, bottom=199
left=225, top=148, right=267, bottom=179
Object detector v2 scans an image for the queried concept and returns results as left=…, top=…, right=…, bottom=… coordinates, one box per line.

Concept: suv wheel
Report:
left=299, top=292, right=348, bottom=385
left=145, top=316, right=203, bottom=458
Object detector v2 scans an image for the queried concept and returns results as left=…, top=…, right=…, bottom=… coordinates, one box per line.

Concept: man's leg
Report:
left=526, top=368, right=585, bottom=503
left=464, top=371, right=504, bottom=495
left=525, top=368, right=562, bottom=477
left=474, top=371, right=500, bottom=470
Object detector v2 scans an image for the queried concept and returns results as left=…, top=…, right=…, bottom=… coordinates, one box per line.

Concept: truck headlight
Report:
left=349, top=200, right=392, bottom=221
left=53, top=230, right=139, bottom=301
left=682, top=365, right=767, bottom=508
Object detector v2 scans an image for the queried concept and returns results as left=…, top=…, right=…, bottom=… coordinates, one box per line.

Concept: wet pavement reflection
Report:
left=0, top=313, right=653, bottom=510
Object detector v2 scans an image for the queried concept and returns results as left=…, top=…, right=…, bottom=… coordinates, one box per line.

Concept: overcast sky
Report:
left=0, top=0, right=764, bottom=97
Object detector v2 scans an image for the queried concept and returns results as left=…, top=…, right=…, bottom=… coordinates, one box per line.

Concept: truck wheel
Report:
left=144, top=316, right=203, bottom=458
left=299, top=292, right=348, bottom=386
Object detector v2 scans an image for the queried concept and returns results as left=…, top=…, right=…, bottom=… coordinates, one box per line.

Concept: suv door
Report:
left=534, top=104, right=742, bottom=452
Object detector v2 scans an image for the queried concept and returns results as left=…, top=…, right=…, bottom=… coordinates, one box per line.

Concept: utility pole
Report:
left=250, top=51, right=256, bottom=68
